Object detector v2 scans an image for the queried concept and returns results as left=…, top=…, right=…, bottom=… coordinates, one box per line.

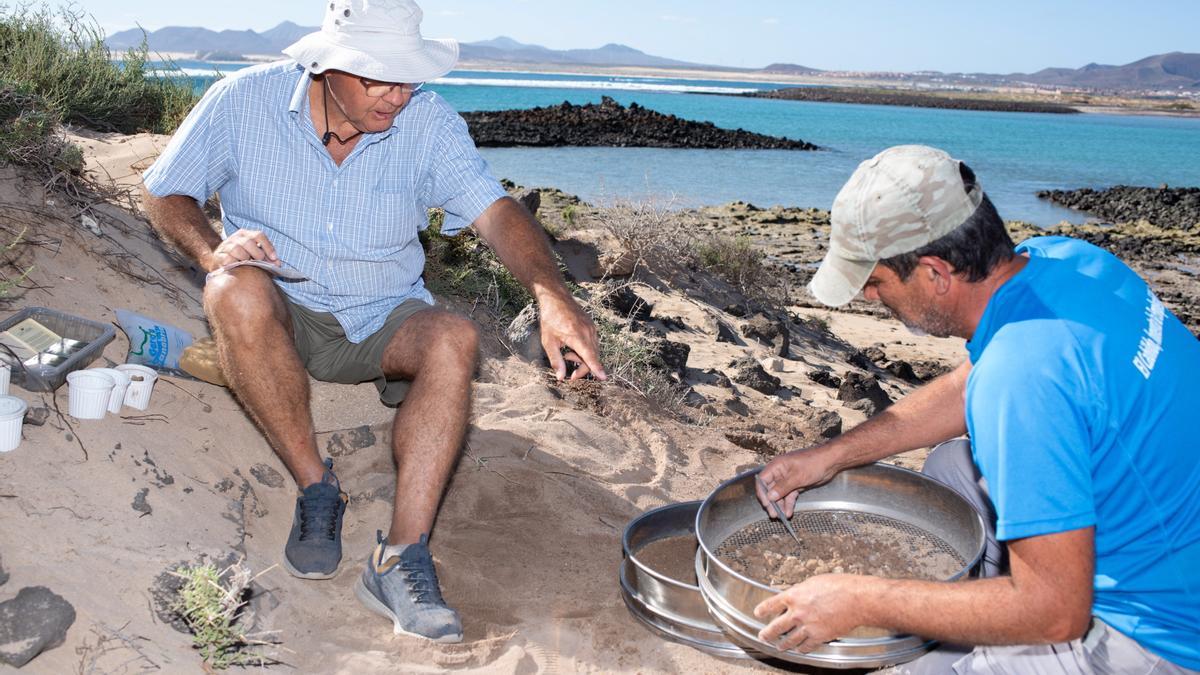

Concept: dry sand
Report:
left=1, top=129, right=1101, bottom=675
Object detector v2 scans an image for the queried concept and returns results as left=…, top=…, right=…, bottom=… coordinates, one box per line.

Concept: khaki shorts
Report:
left=286, top=297, right=433, bottom=406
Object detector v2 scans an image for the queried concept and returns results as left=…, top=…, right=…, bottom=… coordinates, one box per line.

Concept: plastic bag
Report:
left=115, top=309, right=194, bottom=373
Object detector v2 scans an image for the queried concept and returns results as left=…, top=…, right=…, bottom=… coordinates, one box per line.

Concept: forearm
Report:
left=854, top=574, right=1084, bottom=645
left=820, top=360, right=970, bottom=471
left=475, top=197, right=571, bottom=304
left=141, top=190, right=222, bottom=271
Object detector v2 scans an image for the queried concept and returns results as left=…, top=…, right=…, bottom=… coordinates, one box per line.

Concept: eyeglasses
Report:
left=358, top=77, right=424, bottom=98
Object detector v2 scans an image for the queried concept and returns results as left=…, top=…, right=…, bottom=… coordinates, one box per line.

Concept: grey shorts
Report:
left=286, top=297, right=432, bottom=406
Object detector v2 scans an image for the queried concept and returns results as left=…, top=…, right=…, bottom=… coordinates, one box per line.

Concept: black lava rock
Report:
left=1037, top=185, right=1200, bottom=231
left=462, top=96, right=819, bottom=150
left=730, top=356, right=781, bottom=395
left=0, top=586, right=76, bottom=668
left=715, top=319, right=740, bottom=344
left=807, top=369, right=842, bottom=389
left=837, top=372, right=892, bottom=413
left=604, top=287, right=654, bottom=321
left=654, top=339, right=691, bottom=382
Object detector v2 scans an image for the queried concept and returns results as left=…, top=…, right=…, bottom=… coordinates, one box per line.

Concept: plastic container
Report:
left=0, top=307, right=116, bottom=392
left=90, top=368, right=130, bottom=414
left=0, top=395, right=26, bottom=452
left=116, top=364, right=158, bottom=410
left=67, top=370, right=115, bottom=419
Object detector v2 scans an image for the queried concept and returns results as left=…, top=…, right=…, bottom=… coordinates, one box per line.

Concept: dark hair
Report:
left=879, top=162, right=1015, bottom=282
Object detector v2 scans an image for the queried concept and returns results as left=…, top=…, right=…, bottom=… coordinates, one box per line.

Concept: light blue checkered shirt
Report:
left=144, top=60, right=509, bottom=342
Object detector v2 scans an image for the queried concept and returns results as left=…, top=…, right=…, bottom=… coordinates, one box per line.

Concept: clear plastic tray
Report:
left=0, top=307, right=115, bottom=392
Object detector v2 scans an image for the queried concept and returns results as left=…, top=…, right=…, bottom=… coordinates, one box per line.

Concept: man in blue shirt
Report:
left=755, top=145, right=1200, bottom=673
left=142, top=0, right=605, bottom=643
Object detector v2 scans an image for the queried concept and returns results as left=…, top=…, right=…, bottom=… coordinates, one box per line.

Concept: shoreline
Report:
left=154, top=52, right=1200, bottom=119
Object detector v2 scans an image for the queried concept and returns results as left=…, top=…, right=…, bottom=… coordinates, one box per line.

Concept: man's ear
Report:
left=918, top=256, right=956, bottom=295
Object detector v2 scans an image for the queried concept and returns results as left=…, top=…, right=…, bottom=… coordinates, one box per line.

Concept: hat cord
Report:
left=321, top=77, right=364, bottom=147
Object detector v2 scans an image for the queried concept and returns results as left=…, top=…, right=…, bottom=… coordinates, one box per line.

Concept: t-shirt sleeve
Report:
left=142, top=78, right=235, bottom=204
left=423, top=112, right=509, bottom=236
left=966, top=324, right=1099, bottom=541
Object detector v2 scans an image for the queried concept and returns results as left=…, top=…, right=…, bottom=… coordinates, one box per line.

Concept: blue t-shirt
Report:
left=965, top=236, right=1200, bottom=669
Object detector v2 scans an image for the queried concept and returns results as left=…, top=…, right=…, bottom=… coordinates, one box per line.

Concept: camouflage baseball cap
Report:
left=808, top=145, right=984, bottom=307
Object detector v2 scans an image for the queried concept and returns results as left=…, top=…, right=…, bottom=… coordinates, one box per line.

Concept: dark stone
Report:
left=604, top=287, right=654, bottom=321
left=813, top=410, right=843, bottom=439
left=653, top=340, right=691, bottom=382
left=131, top=488, right=151, bottom=516
left=514, top=188, right=541, bottom=218
left=775, top=320, right=791, bottom=359
left=837, top=372, right=892, bottom=412
left=741, top=314, right=780, bottom=345
left=462, top=96, right=819, bottom=150
left=848, top=399, right=878, bottom=416
left=724, top=303, right=747, bottom=318
left=215, top=478, right=235, bottom=493
left=0, top=586, right=76, bottom=667
left=885, top=360, right=920, bottom=382
left=724, top=397, right=751, bottom=417
left=0, top=554, right=7, bottom=587
left=22, top=407, right=49, bottom=427
left=847, top=349, right=874, bottom=371
left=807, top=369, right=842, bottom=389
left=715, top=319, right=740, bottom=344
left=701, top=368, right=734, bottom=389
left=730, top=356, right=781, bottom=395
left=657, top=315, right=689, bottom=332
left=862, top=345, right=888, bottom=365
left=911, top=360, right=953, bottom=382
left=249, top=464, right=285, bottom=489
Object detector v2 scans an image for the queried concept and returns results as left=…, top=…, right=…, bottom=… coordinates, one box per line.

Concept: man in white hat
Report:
left=754, top=145, right=1200, bottom=672
left=142, top=0, right=606, bottom=643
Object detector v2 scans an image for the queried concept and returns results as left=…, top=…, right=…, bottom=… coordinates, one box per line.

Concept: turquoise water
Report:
left=162, top=62, right=1200, bottom=225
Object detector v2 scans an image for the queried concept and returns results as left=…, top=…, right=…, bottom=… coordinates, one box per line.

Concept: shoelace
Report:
left=398, top=556, right=446, bottom=605
left=297, top=489, right=339, bottom=541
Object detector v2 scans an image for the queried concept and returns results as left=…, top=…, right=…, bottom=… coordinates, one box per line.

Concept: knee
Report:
left=203, top=271, right=285, bottom=331
left=922, top=438, right=975, bottom=485
left=428, top=313, right=480, bottom=366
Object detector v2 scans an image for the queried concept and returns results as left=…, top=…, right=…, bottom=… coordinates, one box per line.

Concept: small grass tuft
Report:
left=171, top=561, right=280, bottom=670
left=421, top=208, right=533, bottom=321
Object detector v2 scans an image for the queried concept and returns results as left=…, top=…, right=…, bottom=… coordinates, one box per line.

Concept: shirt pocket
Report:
left=339, top=174, right=423, bottom=257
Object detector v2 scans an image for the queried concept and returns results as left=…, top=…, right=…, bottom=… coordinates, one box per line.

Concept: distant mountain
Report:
left=760, top=63, right=824, bottom=75
left=105, top=25, right=719, bottom=69
left=1007, top=52, right=1200, bottom=91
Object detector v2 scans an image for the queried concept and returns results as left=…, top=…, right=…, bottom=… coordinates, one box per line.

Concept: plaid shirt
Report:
left=144, top=60, right=508, bottom=342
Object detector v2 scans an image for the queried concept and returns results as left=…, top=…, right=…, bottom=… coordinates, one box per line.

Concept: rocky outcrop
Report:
left=0, top=587, right=76, bottom=668
left=1037, top=186, right=1200, bottom=231
left=746, top=87, right=1080, bottom=114
left=461, top=96, right=818, bottom=150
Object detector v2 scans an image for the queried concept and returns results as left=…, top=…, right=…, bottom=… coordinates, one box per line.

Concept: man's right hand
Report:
left=755, top=446, right=841, bottom=518
left=209, top=229, right=280, bottom=271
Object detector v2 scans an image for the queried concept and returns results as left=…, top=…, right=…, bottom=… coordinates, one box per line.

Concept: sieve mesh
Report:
left=714, top=509, right=965, bottom=582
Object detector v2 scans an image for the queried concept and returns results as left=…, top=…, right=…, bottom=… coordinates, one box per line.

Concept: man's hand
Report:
left=537, top=292, right=607, bottom=381
left=210, top=229, right=280, bottom=271
left=755, top=446, right=840, bottom=518
left=753, top=574, right=864, bottom=652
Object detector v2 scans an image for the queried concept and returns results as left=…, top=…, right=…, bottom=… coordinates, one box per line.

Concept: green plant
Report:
left=592, top=311, right=688, bottom=411
left=420, top=208, right=533, bottom=321
left=171, top=561, right=279, bottom=670
left=561, top=204, right=577, bottom=227
left=0, top=5, right=198, bottom=134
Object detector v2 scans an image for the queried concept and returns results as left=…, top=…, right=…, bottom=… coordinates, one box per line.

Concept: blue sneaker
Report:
left=354, top=531, right=463, bottom=643
left=282, top=458, right=347, bottom=579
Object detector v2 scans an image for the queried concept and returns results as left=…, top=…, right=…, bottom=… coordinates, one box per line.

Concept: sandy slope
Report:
left=0, top=133, right=963, bottom=674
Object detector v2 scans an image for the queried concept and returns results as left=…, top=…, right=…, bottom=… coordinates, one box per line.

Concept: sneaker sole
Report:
left=281, top=554, right=339, bottom=580
left=353, top=576, right=464, bottom=644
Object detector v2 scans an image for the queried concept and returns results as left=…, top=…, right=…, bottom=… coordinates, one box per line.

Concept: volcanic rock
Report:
left=461, top=97, right=818, bottom=150
left=730, top=356, right=781, bottom=395
left=0, top=586, right=76, bottom=668
left=1037, top=185, right=1200, bottom=231
left=837, top=372, right=892, bottom=412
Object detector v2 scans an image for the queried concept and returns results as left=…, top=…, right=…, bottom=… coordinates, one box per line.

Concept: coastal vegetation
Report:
left=0, top=5, right=197, bottom=135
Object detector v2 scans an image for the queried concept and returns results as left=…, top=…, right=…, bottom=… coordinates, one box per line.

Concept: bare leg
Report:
left=203, top=268, right=325, bottom=488
left=378, top=308, right=479, bottom=545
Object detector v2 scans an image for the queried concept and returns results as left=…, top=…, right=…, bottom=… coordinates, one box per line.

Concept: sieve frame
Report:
left=694, top=462, right=987, bottom=669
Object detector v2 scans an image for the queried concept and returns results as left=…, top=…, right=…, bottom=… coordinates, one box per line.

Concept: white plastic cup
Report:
left=0, top=362, right=10, bottom=396
left=91, top=368, right=130, bottom=414
left=116, top=364, right=158, bottom=411
left=0, top=395, right=26, bottom=452
left=67, top=370, right=115, bottom=420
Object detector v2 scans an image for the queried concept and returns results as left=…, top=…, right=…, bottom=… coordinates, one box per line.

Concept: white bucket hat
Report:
left=283, top=0, right=459, bottom=83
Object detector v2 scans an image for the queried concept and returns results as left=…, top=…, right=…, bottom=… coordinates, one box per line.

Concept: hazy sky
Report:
left=78, top=0, right=1198, bottom=73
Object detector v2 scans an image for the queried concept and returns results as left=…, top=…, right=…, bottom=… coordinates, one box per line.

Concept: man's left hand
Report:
left=753, top=574, right=866, bottom=653
left=538, top=292, right=607, bottom=381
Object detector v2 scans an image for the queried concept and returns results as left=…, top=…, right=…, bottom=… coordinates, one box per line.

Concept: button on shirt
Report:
left=143, top=61, right=509, bottom=342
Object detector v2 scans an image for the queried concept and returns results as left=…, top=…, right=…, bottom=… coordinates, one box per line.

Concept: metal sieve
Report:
left=695, top=463, right=986, bottom=669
